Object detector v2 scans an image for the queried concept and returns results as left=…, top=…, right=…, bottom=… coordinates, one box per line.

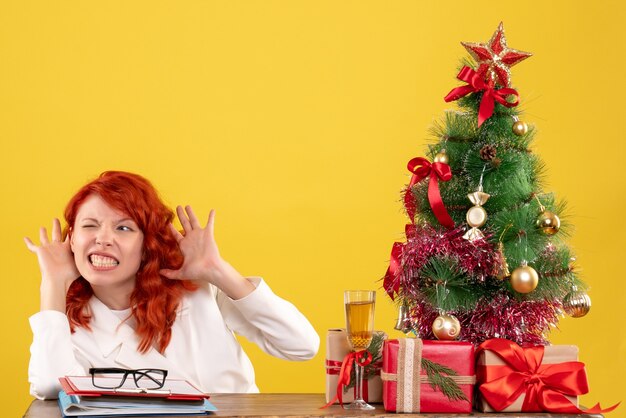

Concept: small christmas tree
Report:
left=383, top=22, right=591, bottom=346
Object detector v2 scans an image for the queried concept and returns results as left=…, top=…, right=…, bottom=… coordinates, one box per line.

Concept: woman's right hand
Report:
left=25, top=218, right=80, bottom=312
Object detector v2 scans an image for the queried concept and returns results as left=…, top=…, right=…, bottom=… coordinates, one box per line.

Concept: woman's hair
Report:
left=63, top=171, right=197, bottom=353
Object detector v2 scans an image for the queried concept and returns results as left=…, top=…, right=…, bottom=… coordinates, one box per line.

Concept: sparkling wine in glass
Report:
left=344, top=290, right=376, bottom=410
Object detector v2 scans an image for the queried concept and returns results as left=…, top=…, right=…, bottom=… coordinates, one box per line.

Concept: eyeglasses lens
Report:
left=134, top=369, right=167, bottom=389
left=92, top=370, right=128, bottom=389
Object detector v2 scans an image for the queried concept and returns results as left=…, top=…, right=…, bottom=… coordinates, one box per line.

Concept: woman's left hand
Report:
left=160, top=206, right=254, bottom=299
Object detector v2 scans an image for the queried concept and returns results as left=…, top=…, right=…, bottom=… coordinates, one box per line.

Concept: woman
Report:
left=25, top=171, right=319, bottom=399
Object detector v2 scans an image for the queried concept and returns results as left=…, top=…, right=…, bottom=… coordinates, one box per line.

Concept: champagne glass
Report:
left=344, top=290, right=376, bottom=410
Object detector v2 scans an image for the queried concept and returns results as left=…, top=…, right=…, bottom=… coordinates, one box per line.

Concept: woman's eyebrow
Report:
left=79, top=217, right=99, bottom=223
left=79, top=217, right=136, bottom=224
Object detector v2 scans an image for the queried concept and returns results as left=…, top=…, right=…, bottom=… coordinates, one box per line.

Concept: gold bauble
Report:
left=510, top=264, right=539, bottom=293
left=434, top=150, right=449, bottom=165
left=512, top=120, right=528, bottom=136
left=563, top=290, right=591, bottom=318
left=537, top=210, right=561, bottom=235
left=432, top=314, right=461, bottom=340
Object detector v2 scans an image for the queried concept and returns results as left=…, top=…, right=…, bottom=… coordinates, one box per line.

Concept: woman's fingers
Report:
left=176, top=205, right=193, bottom=232
left=39, top=227, right=49, bottom=244
left=24, top=237, right=37, bottom=252
left=168, top=223, right=184, bottom=242
left=51, top=218, right=62, bottom=242
left=27, top=219, right=67, bottom=252
left=185, top=205, right=201, bottom=229
left=160, top=268, right=183, bottom=280
left=206, top=209, right=215, bottom=240
left=176, top=204, right=205, bottom=231
left=35, top=219, right=65, bottom=245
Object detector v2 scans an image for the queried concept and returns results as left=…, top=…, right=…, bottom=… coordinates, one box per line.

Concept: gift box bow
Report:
left=477, top=338, right=619, bottom=414
left=325, top=358, right=382, bottom=403
left=322, top=350, right=373, bottom=408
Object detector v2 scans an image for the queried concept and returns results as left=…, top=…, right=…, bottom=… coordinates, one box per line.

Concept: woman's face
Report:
left=70, top=194, right=144, bottom=295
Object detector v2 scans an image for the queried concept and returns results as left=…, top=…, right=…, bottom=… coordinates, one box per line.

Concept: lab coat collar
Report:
left=87, top=296, right=176, bottom=371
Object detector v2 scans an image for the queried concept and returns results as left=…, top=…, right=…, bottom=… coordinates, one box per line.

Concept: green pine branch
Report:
left=420, top=256, right=480, bottom=310
left=421, top=358, right=468, bottom=402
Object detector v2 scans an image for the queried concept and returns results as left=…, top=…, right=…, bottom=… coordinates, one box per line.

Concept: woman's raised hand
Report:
left=160, top=206, right=221, bottom=282
left=25, top=218, right=80, bottom=311
left=160, top=206, right=254, bottom=299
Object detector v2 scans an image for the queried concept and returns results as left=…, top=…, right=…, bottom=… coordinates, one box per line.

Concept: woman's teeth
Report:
left=90, top=255, right=119, bottom=267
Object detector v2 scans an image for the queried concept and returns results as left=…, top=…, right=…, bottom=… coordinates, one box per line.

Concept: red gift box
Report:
left=381, top=338, right=475, bottom=413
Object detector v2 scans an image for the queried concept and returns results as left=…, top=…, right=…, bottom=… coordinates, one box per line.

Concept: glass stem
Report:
left=354, top=362, right=364, bottom=402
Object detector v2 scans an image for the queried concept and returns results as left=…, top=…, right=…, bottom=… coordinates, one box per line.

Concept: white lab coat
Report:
left=28, top=277, right=319, bottom=399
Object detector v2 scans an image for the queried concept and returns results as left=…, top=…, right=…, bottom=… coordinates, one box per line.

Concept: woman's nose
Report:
left=95, top=227, right=113, bottom=246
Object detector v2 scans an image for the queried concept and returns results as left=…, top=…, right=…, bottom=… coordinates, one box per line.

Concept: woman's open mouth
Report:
left=89, top=254, right=119, bottom=270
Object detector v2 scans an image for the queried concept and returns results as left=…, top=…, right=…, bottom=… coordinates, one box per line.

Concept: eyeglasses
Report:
left=89, top=368, right=168, bottom=390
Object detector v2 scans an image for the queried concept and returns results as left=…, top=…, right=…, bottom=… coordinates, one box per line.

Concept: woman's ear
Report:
left=68, top=227, right=74, bottom=250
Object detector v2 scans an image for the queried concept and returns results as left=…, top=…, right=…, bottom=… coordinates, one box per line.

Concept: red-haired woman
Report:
left=25, top=171, right=319, bottom=399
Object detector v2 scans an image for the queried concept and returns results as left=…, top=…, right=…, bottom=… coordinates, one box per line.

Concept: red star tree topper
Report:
left=462, top=22, right=531, bottom=87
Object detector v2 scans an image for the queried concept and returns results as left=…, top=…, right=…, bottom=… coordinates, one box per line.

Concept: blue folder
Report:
left=58, top=390, right=217, bottom=417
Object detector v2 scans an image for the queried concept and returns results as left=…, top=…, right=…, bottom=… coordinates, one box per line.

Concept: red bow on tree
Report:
left=383, top=241, right=403, bottom=299
left=477, top=339, right=619, bottom=414
left=444, top=66, right=519, bottom=127
left=383, top=224, right=417, bottom=299
left=404, top=157, right=454, bottom=229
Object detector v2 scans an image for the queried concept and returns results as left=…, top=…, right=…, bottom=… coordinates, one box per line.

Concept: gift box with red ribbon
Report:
left=381, top=338, right=475, bottom=413
left=476, top=338, right=616, bottom=414
left=325, top=329, right=386, bottom=404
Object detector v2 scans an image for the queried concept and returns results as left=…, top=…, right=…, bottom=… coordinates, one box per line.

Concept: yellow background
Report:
left=1, top=1, right=624, bottom=416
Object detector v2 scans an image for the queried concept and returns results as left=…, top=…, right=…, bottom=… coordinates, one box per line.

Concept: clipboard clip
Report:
left=114, top=387, right=172, bottom=395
